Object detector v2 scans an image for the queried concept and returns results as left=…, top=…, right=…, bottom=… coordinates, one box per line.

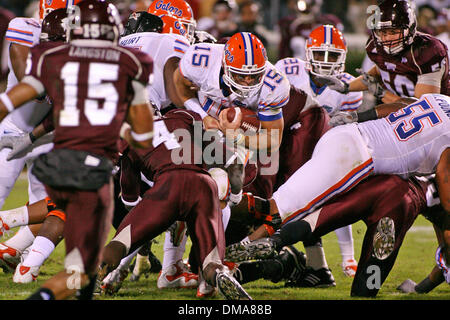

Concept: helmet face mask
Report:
left=222, top=32, right=267, bottom=99
left=305, top=24, right=347, bottom=77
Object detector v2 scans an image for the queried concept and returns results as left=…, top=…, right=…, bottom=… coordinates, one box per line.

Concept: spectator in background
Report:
left=235, top=0, right=279, bottom=51
left=417, top=4, right=438, bottom=35
left=432, top=8, right=450, bottom=51
left=278, top=0, right=343, bottom=60
left=197, top=0, right=238, bottom=41
left=0, top=7, right=15, bottom=86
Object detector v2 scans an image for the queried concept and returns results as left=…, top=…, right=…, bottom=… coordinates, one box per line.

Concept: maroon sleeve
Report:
left=40, top=109, right=54, bottom=133
left=413, top=34, right=448, bottom=74
left=119, top=147, right=143, bottom=203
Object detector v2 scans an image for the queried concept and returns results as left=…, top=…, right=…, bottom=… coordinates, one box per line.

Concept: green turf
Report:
left=0, top=174, right=449, bottom=300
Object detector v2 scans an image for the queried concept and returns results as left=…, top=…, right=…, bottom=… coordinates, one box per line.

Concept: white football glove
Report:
left=313, top=74, right=349, bottom=94
left=356, top=68, right=386, bottom=99
left=194, top=30, right=217, bottom=44
left=168, top=221, right=187, bottom=247
left=328, top=110, right=358, bottom=127
left=435, top=245, right=450, bottom=284
left=0, top=134, right=33, bottom=161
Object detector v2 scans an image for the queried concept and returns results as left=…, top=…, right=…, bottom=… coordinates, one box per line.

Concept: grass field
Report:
left=0, top=173, right=449, bottom=301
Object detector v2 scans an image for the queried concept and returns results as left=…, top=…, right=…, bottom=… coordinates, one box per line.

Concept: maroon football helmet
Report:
left=40, top=8, right=68, bottom=43
left=371, top=0, right=416, bottom=55
left=68, top=0, right=123, bottom=44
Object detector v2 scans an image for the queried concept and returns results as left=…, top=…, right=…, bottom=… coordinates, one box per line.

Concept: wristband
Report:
left=184, top=98, right=208, bottom=119
left=0, top=93, right=14, bottom=112
left=130, top=130, right=154, bottom=142
left=356, top=108, right=378, bottom=122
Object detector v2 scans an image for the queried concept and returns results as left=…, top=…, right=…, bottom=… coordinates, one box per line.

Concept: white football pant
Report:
left=273, top=123, right=374, bottom=224
left=0, top=116, right=53, bottom=208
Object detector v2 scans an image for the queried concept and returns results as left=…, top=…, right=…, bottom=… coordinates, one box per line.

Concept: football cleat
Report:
left=129, top=254, right=152, bottom=282
left=342, top=259, right=358, bottom=278
left=216, top=269, right=252, bottom=300
left=157, top=259, right=198, bottom=289
left=101, top=268, right=129, bottom=295
left=13, top=263, right=39, bottom=283
left=276, top=245, right=307, bottom=282
left=0, top=243, right=21, bottom=273
left=196, top=273, right=216, bottom=298
left=286, top=267, right=336, bottom=288
left=225, top=238, right=276, bottom=262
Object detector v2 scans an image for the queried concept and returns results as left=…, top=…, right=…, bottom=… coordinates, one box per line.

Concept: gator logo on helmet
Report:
left=224, top=45, right=234, bottom=63
left=154, top=0, right=184, bottom=18
left=173, top=20, right=186, bottom=35
left=46, top=0, right=53, bottom=4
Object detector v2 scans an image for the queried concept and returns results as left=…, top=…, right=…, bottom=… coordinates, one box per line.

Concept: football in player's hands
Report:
left=224, top=107, right=261, bottom=134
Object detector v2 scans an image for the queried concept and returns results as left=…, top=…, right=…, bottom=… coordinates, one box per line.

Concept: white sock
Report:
left=162, top=232, right=187, bottom=270
left=0, top=206, right=28, bottom=228
left=4, top=226, right=35, bottom=252
left=22, top=236, right=55, bottom=267
left=222, top=204, right=231, bottom=231
left=335, top=225, right=355, bottom=262
left=305, top=244, right=329, bottom=270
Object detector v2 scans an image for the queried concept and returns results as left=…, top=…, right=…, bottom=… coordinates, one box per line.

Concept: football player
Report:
left=97, top=109, right=252, bottom=300
left=319, top=0, right=449, bottom=113
left=173, top=31, right=289, bottom=156
left=275, top=24, right=362, bottom=277
left=114, top=11, right=199, bottom=292
left=225, top=93, right=450, bottom=295
left=0, top=0, right=80, bottom=277
left=0, top=0, right=155, bottom=300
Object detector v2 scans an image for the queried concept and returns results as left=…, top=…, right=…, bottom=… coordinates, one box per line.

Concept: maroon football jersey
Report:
left=134, top=109, right=208, bottom=181
left=366, top=32, right=449, bottom=97
left=26, top=41, right=153, bottom=160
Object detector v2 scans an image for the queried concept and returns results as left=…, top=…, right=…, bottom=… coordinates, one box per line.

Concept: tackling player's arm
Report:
left=122, top=79, right=154, bottom=149
left=173, top=67, right=220, bottom=129
left=0, top=82, right=40, bottom=121
left=9, top=43, right=31, bottom=81
left=164, top=57, right=185, bottom=107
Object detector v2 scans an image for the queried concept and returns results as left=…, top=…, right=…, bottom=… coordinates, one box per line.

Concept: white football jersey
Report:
left=358, top=93, right=450, bottom=178
left=119, top=32, right=190, bottom=111
left=5, top=17, right=51, bottom=133
left=179, top=43, right=290, bottom=122
left=275, top=58, right=363, bottom=114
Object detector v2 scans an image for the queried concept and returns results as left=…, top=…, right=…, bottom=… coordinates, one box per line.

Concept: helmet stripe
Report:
left=247, top=33, right=254, bottom=66
left=240, top=32, right=253, bottom=66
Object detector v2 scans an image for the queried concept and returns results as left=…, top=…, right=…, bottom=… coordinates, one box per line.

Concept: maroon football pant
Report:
left=113, top=169, right=224, bottom=272
left=45, top=181, right=114, bottom=275
left=302, top=175, right=427, bottom=297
